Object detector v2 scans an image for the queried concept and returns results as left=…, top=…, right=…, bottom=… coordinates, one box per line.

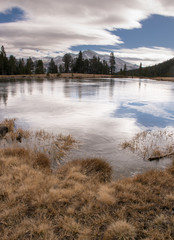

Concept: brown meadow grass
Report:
left=0, top=73, right=112, bottom=80
left=0, top=147, right=174, bottom=239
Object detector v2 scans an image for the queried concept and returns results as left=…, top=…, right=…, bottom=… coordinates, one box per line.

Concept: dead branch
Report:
left=148, top=152, right=174, bottom=161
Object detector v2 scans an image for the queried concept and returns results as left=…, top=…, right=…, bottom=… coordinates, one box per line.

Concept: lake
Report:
left=0, top=77, right=174, bottom=178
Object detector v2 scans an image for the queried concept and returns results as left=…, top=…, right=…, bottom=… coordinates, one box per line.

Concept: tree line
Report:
left=0, top=46, right=45, bottom=75
left=0, top=46, right=117, bottom=75
left=124, top=59, right=174, bottom=77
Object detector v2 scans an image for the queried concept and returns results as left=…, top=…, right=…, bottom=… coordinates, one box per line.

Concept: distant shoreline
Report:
left=150, top=77, right=174, bottom=82
left=0, top=73, right=112, bottom=80
left=0, top=73, right=174, bottom=82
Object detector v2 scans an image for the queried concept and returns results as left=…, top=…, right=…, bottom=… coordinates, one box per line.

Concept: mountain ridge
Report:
left=42, top=50, right=138, bottom=72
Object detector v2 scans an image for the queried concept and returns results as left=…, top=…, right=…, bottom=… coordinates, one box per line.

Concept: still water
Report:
left=0, top=78, right=174, bottom=178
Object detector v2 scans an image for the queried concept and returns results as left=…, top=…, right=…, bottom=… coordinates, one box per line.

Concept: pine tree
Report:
left=1, top=46, right=6, bottom=57
left=59, top=64, right=63, bottom=73
left=17, top=58, right=25, bottom=74
left=8, top=55, right=16, bottom=75
left=25, top=57, right=34, bottom=74
left=35, top=60, right=44, bottom=74
left=120, top=68, right=123, bottom=75
left=73, top=51, right=84, bottom=73
left=0, top=52, right=4, bottom=75
left=123, top=64, right=127, bottom=75
left=48, top=59, right=58, bottom=74
left=62, top=54, right=72, bottom=73
left=139, top=62, right=143, bottom=76
left=102, top=60, right=110, bottom=74
left=109, top=52, right=116, bottom=74
left=0, top=46, right=8, bottom=75
left=83, top=59, right=90, bottom=73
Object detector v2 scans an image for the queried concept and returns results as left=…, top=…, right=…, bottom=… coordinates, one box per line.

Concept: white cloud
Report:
left=0, top=0, right=174, bottom=63
left=113, top=47, right=174, bottom=66
left=91, top=47, right=174, bottom=67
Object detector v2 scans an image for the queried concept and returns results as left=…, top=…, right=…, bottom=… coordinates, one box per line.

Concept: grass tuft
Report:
left=56, top=157, right=112, bottom=183
left=103, top=220, right=136, bottom=240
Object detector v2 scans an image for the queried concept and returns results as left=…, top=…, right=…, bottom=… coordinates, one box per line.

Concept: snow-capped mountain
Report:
left=42, top=50, right=138, bottom=72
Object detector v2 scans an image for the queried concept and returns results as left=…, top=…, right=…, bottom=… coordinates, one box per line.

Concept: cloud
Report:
left=94, top=47, right=174, bottom=66
left=112, top=47, right=174, bottom=66
left=0, top=0, right=174, bottom=61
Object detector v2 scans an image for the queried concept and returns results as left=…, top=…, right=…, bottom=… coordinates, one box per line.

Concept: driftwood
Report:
left=148, top=152, right=174, bottom=161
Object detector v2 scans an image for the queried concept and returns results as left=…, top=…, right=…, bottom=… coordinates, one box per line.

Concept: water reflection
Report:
left=0, top=91, right=8, bottom=105
left=0, top=78, right=174, bottom=178
left=0, top=83, right=8, bottom=105
left=64, top=82, right=100, bottom=99
left=114, top=104, right=174, bottom=128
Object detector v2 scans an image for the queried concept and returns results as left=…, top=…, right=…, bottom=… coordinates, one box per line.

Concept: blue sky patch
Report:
left=70, top=14, right=174, bottom=53
left=115, top=14, right=174, bottom=49
left=0, top=7, right=26, bottom=23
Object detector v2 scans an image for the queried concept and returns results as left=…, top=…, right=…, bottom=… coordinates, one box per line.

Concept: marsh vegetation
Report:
left=122, top=130, right=174, bottom=161
left=0, top=119, right=174, bottom=239
left=0, top=119, right=76, bottom=167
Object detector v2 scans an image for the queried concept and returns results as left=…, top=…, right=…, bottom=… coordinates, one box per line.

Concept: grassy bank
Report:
left=0, top=148, right=174, bottom=239
left=0, top=73, right=112, bottom=80
left=151, top=77, right=174, bottom=82
left=1, top=73, right=174, bottom=82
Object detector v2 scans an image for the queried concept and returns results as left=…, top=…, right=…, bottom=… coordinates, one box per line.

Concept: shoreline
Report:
left=0, top=73, right=112, bottom=80
left=150, top=77, right=174, bottom=82
left=0, top=73, right=174, bottom=82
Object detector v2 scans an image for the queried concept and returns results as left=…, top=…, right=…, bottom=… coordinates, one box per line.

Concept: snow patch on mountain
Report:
left=42, top=50, right=138, bottom=72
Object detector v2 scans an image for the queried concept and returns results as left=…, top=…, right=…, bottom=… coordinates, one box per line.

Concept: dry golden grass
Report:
left=152, top=77, right=174, bottom=82
left=0, top=73, right=112, bottom=80
left=103, top=220, right=136, bottom=240
left=0, top=145, right=174, bottom=239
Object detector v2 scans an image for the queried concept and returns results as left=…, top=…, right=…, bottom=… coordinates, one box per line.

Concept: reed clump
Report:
left=122, top=130, right=174, bottom=160
left=0, top=119, right=76, bottom=165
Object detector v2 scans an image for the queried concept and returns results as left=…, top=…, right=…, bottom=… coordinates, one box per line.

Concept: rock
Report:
left=0, top=126, right=8, bottom=137
left=16, top=133, right=22, bottom=143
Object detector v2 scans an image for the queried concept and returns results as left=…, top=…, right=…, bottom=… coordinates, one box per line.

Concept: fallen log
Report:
left=148, top=152, right=174, bottom=161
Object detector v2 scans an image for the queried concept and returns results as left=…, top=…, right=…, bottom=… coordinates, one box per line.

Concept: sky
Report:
left=0, top=0, right=174, bottom=66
